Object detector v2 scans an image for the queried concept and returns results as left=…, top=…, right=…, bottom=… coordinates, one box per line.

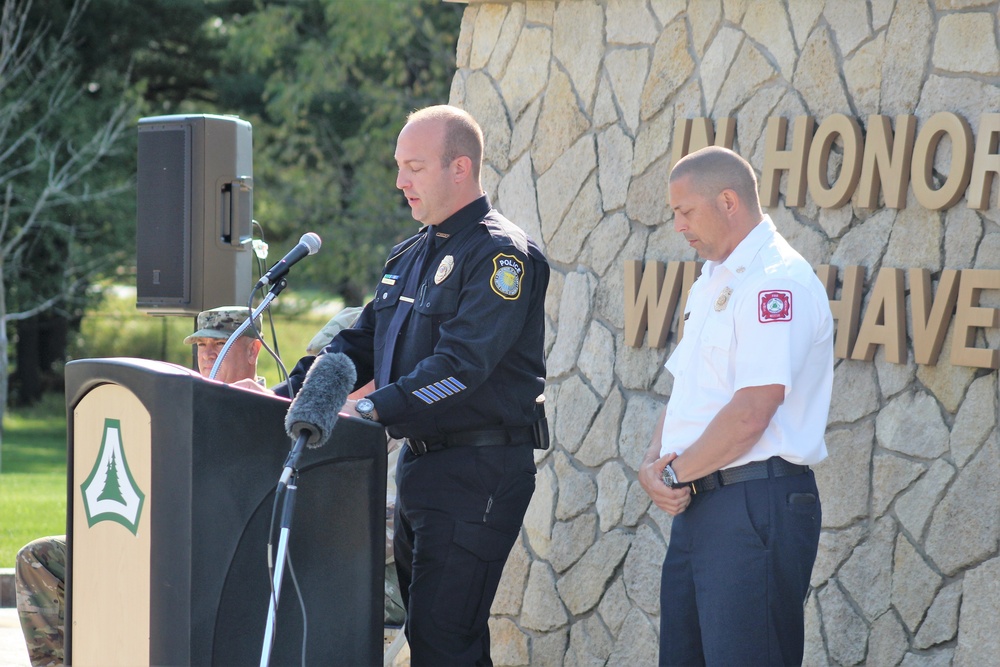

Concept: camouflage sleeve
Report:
left=15, top=536, right=66, bottom=667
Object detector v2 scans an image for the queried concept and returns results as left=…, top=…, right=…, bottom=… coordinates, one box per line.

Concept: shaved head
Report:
left=670, top=146, right=762, bottom=218
left=406, top=105, right=484, bottom=182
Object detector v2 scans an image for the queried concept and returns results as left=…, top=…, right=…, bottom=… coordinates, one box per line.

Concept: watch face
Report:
left=357, top=398, right=374, bottom=414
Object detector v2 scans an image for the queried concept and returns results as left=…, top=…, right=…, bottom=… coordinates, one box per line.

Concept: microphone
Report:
left=255, top=232, right=322, bottom=289
left=284, top=352, right=357, bottom=449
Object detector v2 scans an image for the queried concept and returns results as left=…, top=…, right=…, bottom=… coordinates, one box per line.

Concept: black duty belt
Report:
left=686, top=456, right=808, bottom=494
left=407, top=426, right=535, bottom=456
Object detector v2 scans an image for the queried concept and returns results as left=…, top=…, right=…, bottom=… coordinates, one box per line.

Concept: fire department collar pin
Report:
left=435, top=255, right=455, bottom=284
left=715, top=287, right=733, bottom=311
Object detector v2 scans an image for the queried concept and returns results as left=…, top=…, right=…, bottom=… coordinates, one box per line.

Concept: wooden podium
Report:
left=64, top=357, right=387, bottom=666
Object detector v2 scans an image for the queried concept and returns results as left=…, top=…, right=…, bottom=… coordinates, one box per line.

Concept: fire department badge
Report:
left=714, top=287, right=733, bottom=312
left=759, top=290, right=792, bottom=322
left=435, top=255, right=454, bottom=284
left=491, top=253, right=524, bottom=300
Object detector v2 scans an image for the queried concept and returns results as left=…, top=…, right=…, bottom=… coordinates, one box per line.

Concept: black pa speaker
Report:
left=136, top=114, right=253, bottom=315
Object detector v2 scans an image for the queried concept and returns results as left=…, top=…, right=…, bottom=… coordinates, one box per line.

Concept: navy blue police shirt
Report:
left=280, top=195, right=549, bottom=443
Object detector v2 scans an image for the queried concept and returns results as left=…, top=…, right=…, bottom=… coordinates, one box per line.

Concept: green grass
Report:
left=0, top=393, right=69, bottom=567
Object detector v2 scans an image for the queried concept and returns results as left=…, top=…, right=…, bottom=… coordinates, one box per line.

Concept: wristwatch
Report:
left=661, top=463, right=685, bottom=489
left=356, top=397, right=376, bottom=421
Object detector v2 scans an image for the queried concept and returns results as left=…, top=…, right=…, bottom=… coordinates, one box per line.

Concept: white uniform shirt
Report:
left=660, top=216, right=833, bottom=467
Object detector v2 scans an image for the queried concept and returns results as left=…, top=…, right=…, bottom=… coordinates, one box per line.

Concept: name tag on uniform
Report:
left=381, top=274, right=398, bottom=285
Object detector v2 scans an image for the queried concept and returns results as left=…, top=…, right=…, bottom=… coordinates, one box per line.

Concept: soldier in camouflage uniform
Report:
left=14, top=307, right=262, bottom=665
left=184, top=305, right=266, bottom=387
left=15, top=536, right=66, bottom=667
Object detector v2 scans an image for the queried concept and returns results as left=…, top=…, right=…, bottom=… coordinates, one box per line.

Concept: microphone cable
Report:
left=248, top=221, right=291, bottom=389
left=264, top=478, right=309, bottom=667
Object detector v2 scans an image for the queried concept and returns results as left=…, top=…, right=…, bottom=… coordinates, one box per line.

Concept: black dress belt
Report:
left=686, top=456, right=809, bottom=494
left=407, top=426, right=535, bottom=456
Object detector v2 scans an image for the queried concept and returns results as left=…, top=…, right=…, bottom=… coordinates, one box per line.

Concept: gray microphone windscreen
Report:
left=284, top=352, right=357, bottom=448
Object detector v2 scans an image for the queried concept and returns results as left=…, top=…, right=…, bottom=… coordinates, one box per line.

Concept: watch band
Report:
left=661, top=463, right=684, bottom=489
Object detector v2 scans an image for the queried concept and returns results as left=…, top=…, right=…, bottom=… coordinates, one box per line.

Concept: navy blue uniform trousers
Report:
left=659, top=470, right=821, bottom=667
left=394, top=443, right=536, bottom=666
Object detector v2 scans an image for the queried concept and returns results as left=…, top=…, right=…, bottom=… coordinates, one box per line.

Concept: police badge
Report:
left=435, top=255, right=454, bottom=284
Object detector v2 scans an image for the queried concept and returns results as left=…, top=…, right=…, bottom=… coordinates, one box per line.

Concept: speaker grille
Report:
left=136, top=125, right=190, bottom=305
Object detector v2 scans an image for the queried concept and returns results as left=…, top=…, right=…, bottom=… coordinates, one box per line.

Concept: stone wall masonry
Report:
left=449, top=1, right=1000, bottom=665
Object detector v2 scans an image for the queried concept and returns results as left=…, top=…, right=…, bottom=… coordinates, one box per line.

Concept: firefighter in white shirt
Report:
left=639, top=146, right=834, bottom=667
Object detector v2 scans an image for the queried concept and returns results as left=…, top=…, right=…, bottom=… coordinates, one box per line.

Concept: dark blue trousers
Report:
left=659, top=470, right=821, bottom=667
left=394, top=443, right=535, bottom=666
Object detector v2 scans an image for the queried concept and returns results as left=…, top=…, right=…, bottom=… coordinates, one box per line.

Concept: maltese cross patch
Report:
left=759, top=290, right=792, bottom=323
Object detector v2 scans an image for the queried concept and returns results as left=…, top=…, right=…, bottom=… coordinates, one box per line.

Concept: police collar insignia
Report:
left=715, top=286, right=733, bottom=311
left=491, top=253, right=524, bottom=300
left=435, top=255, right=454, bottom=284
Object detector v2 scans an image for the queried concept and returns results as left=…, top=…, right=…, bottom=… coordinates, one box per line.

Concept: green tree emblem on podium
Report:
left=96, top=452, right=126, bottom=504
left=80, top=419, right=146, bottom=535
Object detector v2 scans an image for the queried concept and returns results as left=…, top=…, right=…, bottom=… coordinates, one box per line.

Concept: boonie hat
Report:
left=183, top=306, right=261, bottom=344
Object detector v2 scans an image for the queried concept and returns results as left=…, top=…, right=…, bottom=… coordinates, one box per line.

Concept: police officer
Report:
left=279, top=105, right=548, bottom=665
left=638, top=147, right=833, bottom=666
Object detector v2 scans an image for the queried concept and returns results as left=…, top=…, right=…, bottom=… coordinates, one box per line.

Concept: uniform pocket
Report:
left=372, top=281, right=404, bottom=351
left=414, top=283, right=459, bottom=348
left=698, top=315, right=734, bottom=389
left=431, top=520, right=517, bottom=635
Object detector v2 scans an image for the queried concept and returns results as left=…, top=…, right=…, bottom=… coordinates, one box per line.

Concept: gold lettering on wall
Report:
left=850, top=268, right=906, bottom=363
left=910, top=268, right=959, bottom=365
left=910, top=112, right=973, bottom=210
left=761, top=116, right=814, bottom=208
left=951, top=269, right=1000, bottom=369
left=624, top=260, right=700, bottom=348
left=856, top=115, right=916, bottom=209
left=625, top=113, right=1000, bottom=367
left=966, top=113, right=1000, bottom=210
left=817, top=264, right=864, bottom=360
left=695, top=112, right=1000, bottom=210
left=808, top=114, right=863, bottom=209
left=624, top=264, right=1000, bottom=369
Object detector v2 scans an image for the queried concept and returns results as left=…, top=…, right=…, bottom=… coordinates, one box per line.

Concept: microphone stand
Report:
left=261, top=429, right=311, bottom=667
left=209, top=278, right=288, bottom=380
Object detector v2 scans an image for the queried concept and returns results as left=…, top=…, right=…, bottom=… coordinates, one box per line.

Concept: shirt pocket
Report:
left=697, top=313, right=734, bottom=390
left=414, top=283, right=460, bottom=348
left=372, top=281, right=404, bottom=352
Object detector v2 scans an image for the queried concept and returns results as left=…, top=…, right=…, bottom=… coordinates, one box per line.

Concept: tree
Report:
left=219, top=0, right=463, bottom=303
left=0, top=0, right=133, bottom=465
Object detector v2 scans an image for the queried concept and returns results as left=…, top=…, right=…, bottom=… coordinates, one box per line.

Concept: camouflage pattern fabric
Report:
left=384, top=441, right=405, bottom=626
left=306, top=306, right=364, bottom=355
left=15, top=535, right=66, bottom=667
left=182, top=306, right=261, bottom=344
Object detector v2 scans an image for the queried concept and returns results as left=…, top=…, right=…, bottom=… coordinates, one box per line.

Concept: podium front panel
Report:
left=65, top=358, right=386, bottom=666
left=71, top=385, right=152, bottom=666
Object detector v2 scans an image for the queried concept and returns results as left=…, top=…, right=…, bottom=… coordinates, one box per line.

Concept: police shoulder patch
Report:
left=491, top=253, right=524, bottom=300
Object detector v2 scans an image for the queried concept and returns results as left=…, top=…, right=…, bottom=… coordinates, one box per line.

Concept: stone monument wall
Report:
left=447, top=1, right=1000, bottom=665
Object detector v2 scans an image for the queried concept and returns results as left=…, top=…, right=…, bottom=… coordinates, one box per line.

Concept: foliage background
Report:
left=5, top=0, right=462, bottom=403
